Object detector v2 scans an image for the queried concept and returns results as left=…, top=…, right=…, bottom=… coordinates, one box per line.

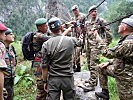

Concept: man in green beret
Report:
left=95, top=17, right=133, bottom=100
left=32, top=18, right=51, bottom=100
left=83, top=5, right=112, bottom=91
left=3, top=28, right=17, bottom=100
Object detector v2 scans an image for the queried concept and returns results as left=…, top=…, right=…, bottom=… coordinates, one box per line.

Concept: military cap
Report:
left=88, top=5, right=97, bottom=12
left=71, top=5, right=79, bottom=11
left=35, top=18, right=47, bottom=25
left=5, top=28, right=13, bottom=35
left=122, top=18, right=133, bottom=28
left=130, top=15, right=133, bottom=19
left=48, top=17, right=62, bottom=31
left=0, top=23, right=8, bottom=31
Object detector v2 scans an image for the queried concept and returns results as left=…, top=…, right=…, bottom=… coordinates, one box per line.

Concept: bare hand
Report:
left=44, top=83, right=47, bottom=92
left=98, top=62, right=110, bottom=69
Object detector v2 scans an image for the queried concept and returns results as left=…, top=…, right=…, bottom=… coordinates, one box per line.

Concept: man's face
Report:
left=38, top=24, right=48, bottom=33
left=90, top=10, right=97, bottom=19
left=118, top=23, right=127, bottom=36
left=5, top=33, right=15, bottom=43
left=72, top=9, right=79, bottom=17
left=0, top=31, right=6, bottom=41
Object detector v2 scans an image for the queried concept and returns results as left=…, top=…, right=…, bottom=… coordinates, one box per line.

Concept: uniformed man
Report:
left=95, top=17, right=133, bottom=100
left=71, top=5, right=86, bottom=72
left=84, top=5, right=112, bottom=91
left=0, top=23, right=8, bottom=100
left=41, top=17, right=81, bottom=100
left=32, top=18, right=50, bottom=100
left=4, top=28, right=17, bottom=100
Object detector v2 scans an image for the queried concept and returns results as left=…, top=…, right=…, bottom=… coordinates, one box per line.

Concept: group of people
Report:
left=0, top=23, right=16, bottom=100
left=0, top=4, right=133, bottom=100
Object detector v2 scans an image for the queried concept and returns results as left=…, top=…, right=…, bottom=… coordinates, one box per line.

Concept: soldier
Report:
left=41, top=17, right=81, bottom=100
left=0, top=23, right=8, bottom=100
left=32, top=18, right=50, bottom=100
left=71, top=5, right=86, bottom=72
left=83, top=5, right=112, bottom=91
left=3, top=28, right=17, bottom=100
left=95, top=17, right=133, bottom=100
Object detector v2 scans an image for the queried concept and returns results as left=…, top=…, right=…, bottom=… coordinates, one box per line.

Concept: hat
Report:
left=48, top=17, right=62, bottom=31
left=0, top=23, right=8, bottom=31
left=35, top=18, right=47, bottom=25
left=122, top=18, right=133, bottom=28
left=130, top=15, right=133, bottom=19
left=5, top=28, right=13, bottom=35
left=88, top=5, right=97, bottom=12
left=71, top=5, right=79, bottom=11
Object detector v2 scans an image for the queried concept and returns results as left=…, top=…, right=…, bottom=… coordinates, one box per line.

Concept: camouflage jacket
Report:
left=86, top=17, right=112, bottom=47
left=4, top=45, right=17, bottom=78
left=73, top=12, right=86, bottom=22
left=32, top=31, right=51, bottom=76
left=0, top=41, right=7, bottom=70
left=101, top=32, right=133, bottom=75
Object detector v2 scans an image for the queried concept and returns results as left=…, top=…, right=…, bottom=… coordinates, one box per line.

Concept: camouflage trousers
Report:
left=98, top=64, right=133, bottom=100
left=4, top=78, right=14, bottom=100
left=73, top=47, right=81, bottom=72
left=87, top=48, right=100, bottom=87
left=36, top=76, right=47, bottom=100
left=32, top=60, right=47, bottom=100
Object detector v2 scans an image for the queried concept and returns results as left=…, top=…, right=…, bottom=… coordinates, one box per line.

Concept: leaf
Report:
left=26, top=77, right=34, bottom=82
left=20, top=65, right=27, bottom=75
left=14, top=75, right=22, bottom=85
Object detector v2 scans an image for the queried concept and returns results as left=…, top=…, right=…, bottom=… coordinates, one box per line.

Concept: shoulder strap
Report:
left=51, top=36, right=64, bottom=59
left=56, top=36, right=64, bottom=50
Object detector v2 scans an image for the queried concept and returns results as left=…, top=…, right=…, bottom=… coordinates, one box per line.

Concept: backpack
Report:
left=22, top=32, right=35, bottom=60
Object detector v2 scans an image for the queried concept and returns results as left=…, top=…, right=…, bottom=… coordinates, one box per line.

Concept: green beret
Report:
left=71, top=5, right=79, bottom=11
left=88, top=5, right=97, bottom=12
left=5, top=28, right=12, bottom=35
left=35, top=18, right=47, bottom=25
left=122, top=18, right=133, bottom=28
left=130, top=15, right=133, bottom=19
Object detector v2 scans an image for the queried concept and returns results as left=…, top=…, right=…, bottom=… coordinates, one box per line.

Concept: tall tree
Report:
left=45, top=0, right=71, bottom=22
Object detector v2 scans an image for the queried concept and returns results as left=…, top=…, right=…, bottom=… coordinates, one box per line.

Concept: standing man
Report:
left=71, top=5, right=86, bottom=72
left=32, top=18, right=50, bottom=100
left=41, top=17, right=81, bottom=100
left=84, top=5, right=112, bottom=91
left=0, top=23, right=8, bottom=100
left=4, top=28, right=17, bottom=100
left=95, top=17, right=133, bottom=100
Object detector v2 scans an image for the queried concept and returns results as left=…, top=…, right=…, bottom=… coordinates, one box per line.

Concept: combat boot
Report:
left=78, top=82, right=95, bottom=92
left=95, top=89, right=109, bottom=100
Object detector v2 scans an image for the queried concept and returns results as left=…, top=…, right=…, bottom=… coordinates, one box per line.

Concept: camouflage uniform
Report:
left=72, top=12, right=86, bottom=72
left=85, top=17, right=112, bottom=87
left=0, top=42, right=7, bottom=69
left=4, top=45, right=17, bottom=100
left=98, top=32, right=133, bottom=100
left=32, top=31, right=50, bottom=100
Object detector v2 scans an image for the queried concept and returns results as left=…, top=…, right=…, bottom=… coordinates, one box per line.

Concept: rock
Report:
left=74, top=72, right=102, bottom=100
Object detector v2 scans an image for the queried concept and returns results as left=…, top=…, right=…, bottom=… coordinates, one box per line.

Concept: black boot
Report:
left=95, top=89, right=109, bottom=100
left=74, top=64, right=81, bottom=72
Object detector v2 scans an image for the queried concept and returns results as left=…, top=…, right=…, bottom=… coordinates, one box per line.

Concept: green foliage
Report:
left=14, top=61, right=36, bottom=100
left=104, top=0, right=133, bottom=38
left=12, top=41, right=23, bottom=61
left=1, top=0, right=45, bottom=40
left=108, top=77, right=119, bottom=100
